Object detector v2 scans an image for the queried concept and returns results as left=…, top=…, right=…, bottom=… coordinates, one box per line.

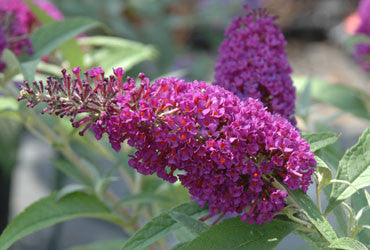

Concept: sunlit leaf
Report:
left=284, top=187, right=338, bottom=243
left=69, top=239, right=126, bottom=250
left=19, top=18, right=101, bottom=82
left=121, top=201, right=207, bottom=250
left=179, top=217, right=298, bottom=250
left=0, top=192, right=123, bottom=250
left=117, top=193, right=169, bottom=206
left=328, top=237, right=368, bottom=250
left=315, top=156, right=332, bottom=192
left=294, top=76, right=370, bottom=120
left=166, top=210, right=209, bottom=236
left=325, top=129, right=370, bottom=214
left=302, top=132, right=339, bottom=152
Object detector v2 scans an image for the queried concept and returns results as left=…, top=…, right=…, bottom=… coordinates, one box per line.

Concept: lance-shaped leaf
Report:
left=315, top=156, right=333, bottom=192
left=25, top=0, right=84, bottom=68
left=325, top=129, right=370, bottom=214
left=121, top=201, right=207, bottom=250
left=19, top=17, right=101, bottom=82
left=166, top=210, right=210, bottom=236
left=69, top=239, right=126, bottom=250
left=294, top=230, right=330, bottom=249
left=284, top=188, right=338, bottom=243
left=328, top=237, right=368, bottom=250
left=0, top=192, right=122, bottom=250
left=302, top=132, right=339, bottom=152
left=293, top=76, right=370, bottom=120
left=178, top=217, right=298, bottom=250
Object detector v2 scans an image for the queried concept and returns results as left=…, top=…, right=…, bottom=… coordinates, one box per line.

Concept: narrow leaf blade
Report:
left=25, top=17, right=100, bottom=60
left=69, top=239, right=126, bottom=250
left=302, top=132, right=339, bottom=152
left=117, top=193, right=169, bottom=206
left=285, top=188, right=338, bottom=243
left=315, top=156, right=333, bottom=192
left=166, top=210, right=210, bottom=236
left=326, top=129, right=370, bottom=214
left=328, top=237, right=368, bottom=250
left=294, top=77, right=370, bottom=120
left=19, top=17, right=100, bottom=81
left=121, top=201, right=207, bottom=250
left=294, top=230, right=330, bottom=249
left=179, top=217, right=298, bottom=250
left=0, top=192, right=121, bottom=250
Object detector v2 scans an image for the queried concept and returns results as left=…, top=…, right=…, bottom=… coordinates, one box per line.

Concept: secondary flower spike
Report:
left=214, top=7, right=296, bottom=125
left=0, top=0, right=63, bottom=72
left=353, top=0, right=370, bottom=71
left=18, top=67, right=316, bottom=225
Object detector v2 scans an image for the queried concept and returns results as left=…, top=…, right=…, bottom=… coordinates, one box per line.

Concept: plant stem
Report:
left=7, top=85, right=138, bottom=230
left=287, top=214, right=312, bottom=227
left=316, top=184, right=322, bottom=213
left=212, top=213, right=225, bottom=225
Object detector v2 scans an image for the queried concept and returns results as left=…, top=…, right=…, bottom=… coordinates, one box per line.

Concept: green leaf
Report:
left=323, top=182, right=347, bottom=237
left=328, top=237, right=368, bottom=250
left=155, top=183, right=191, bottom=210
left=171, top=242, right=188, bottom=250
left=121, top=201, right=207, bottom=250
left=352, top=190, right=370, bottom=245
left=24, top=0, right=84, bottom=69
left=0, top=192, right=123, bottom=250
left=0, top=96, right=19, bottom=111
left=24, top=0, right=54, bottom=24
left=173, top=227, right=196, bottom=244
left=293, top=76, right=370, bottom=120
left=26, top=18, right=100, bottom=60
left=325, top=129, right=370, bottom=214
left=295, top=78, right=311, bottom=119
left=80, top=36, right=157, bottom=73
left=178, top=217, right=298, bottom=250
left=19, top=17, right=101, bottom=81
left=117, top=193, right=169, bottom=206
left=19, top=60, right=39, bottom=83
left=166, top=210, right=210, bottom=236
left=79, top=35, right=156, bottom=50
left=284, top=187, right=338, bottom=243
left=315, top=156, right=332, bottom=192
left=59, top=40, right=84, bottom=69
left=0, top=118, right=22, bottom=177
left=69, top=239, right=126, bottom=250
left=55, top=184, right=90, bottom=201
left=294, top=230, right=330, bottom=250
left=51, top=158, right=92, bottom=186
left=351, top=189, right=370, bottom=213
left=0, top=49, right=20, bottom=84
left=302, top=132, right=339, bottom=152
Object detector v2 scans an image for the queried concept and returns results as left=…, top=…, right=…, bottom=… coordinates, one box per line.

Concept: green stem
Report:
left=5, top=85, right=138, bottom=231
left=287, top=214, right=312, bottom=227
left=316, top=184, right=322, bottom=213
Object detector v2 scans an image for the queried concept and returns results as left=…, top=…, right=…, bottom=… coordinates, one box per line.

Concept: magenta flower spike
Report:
left=354, top=0, right=370, bottom=71
left=214, top=6, right=296, bottom=125
left=18, top=67, right=316, bottom=225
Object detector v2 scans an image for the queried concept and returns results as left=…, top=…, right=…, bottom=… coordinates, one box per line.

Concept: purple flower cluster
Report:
left=0, top=9, right=33, bottom=71
left=0, top=0, right=63, bottom=72
left=18, top=67, right=316, bottom=225
left=354, top=0, right=370, bottom=71
left=213, top=7, right=296, bottom=125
